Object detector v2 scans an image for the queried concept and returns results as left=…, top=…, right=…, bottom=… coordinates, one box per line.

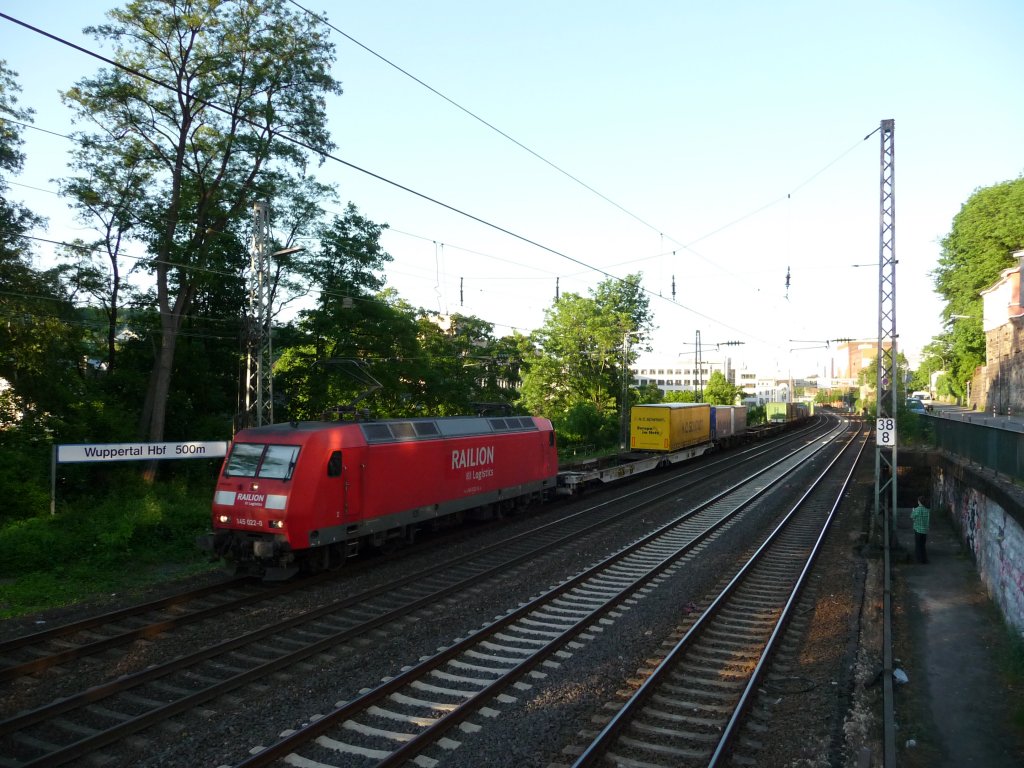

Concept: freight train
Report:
left=200, top=403, right=809, bottom=579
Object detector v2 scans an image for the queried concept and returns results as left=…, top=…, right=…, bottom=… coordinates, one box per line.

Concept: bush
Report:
left=555, top=402, right=619, bottom=451
left=0, top=474, right=218, bottom=617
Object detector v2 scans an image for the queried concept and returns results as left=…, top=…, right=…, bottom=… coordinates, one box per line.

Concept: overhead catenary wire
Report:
left=0, top=10, right=877, bottom=349
left=0, top=11, right=667, bottom=308
left=284, top=0, right=668, bottom=241
left=283, top=0, right=876, bottom=285
left=1, top=9, right=723, bottom=340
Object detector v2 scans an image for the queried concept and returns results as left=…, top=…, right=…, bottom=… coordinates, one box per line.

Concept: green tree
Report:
left=0, top=62, right=90, bottom=519
left=0, top=63, right=85, bottom=417
left=634, top=382, right=664, bottom=404
left=519, top=294, right=618, bottom=417
left=519, top=274, right=653, bottom=429
left=932, top=177, right=1024, bottom=399
left=858, top=353, right=911, bottom=406
left=703, top=370, right=742, bottom=405
left=59, top=139, right=153, bottom=373
left=61, top=0, right=343, bottom=451
left=663, top=389, right=696, bottom=403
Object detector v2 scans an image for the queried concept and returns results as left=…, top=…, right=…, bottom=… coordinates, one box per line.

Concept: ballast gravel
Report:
left=1, top=460, right=879, bottom=768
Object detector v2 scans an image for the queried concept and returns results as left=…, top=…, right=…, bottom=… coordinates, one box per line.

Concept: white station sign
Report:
left=57, top=441, right=228, bottom=463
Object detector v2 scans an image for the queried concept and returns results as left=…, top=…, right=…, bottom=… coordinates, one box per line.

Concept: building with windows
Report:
left=631, top=356, right=733, bottom=399
left=631, top=357, right=798, bottom=405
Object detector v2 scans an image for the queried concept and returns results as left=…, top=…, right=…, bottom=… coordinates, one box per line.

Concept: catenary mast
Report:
left=873, top=118, right=899, bottom=768
left=244, top=201, right=273, bottom=429
left=874, top=119, right=898, bottom=520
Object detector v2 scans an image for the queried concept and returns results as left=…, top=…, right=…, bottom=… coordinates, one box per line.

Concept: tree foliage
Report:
left=519, top=274, right=653, bottom=449
left=929, top=176, right=1024, bottom=399
left=702, top=370, right=741, bottom=405
left=663, top=389, right=696, bottom=403
left=0, top=62, right=92, bottom=519
left=61, top=0, right=343, bottom=447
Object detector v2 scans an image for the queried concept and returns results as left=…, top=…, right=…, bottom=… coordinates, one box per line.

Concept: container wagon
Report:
left=710, top=404, right=748, bottom=448
left=629, top=403, right=712, bottom=452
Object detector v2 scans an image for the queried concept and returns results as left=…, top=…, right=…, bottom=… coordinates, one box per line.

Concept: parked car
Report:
left=906, top=398, right=928, bottom=414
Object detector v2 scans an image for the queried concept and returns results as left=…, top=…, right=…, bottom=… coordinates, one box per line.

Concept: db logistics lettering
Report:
left=451, top=445, right=495, bottom=470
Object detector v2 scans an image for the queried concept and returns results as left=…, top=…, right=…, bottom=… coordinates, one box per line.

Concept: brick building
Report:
left=832, top=339, right=894, bottom=382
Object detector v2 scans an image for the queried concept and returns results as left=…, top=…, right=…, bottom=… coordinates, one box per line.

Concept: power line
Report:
left=285, top=0, right=667, bottom=239
left=286, top=0, right=875, bottom=270
left=0, top=12, right=618, bottom=280
left=0, top=11, right=875, bottom=349
left=1, top=10, right=707, bottom=337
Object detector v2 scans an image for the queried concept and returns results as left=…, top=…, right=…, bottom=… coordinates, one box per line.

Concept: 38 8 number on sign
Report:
left=876, top=418, right=896, bottom=445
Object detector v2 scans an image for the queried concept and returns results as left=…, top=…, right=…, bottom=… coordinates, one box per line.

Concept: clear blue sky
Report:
left=3, top=0, right=1023, bottom=376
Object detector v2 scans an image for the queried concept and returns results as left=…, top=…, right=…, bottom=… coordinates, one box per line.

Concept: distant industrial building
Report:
left=631, top=357, right=799, bottom=405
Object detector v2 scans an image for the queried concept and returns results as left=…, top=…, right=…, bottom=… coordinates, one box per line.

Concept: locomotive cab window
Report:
left=259, top=445, right=300, bottom=479
left=224, top=443, right=300, bottom=480
left=225, top=443, right=263, bottom=477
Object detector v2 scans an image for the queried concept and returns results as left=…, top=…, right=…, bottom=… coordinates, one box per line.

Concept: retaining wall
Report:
left=930, top=454, right=1024, bottom=636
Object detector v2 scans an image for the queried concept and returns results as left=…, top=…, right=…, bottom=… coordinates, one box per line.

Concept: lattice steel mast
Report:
left=874, top=119, right=898, bottom=519
left=244, top=200, right=273, bottom=429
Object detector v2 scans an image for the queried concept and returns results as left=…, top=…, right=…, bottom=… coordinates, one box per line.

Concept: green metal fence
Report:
left=927, top=414, right=1024, bottom=483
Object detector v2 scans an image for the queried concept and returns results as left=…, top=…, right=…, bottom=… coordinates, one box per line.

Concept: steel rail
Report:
left=569, top=422, right=865, bottom=767
left=0, top=419, right=838, bottom=768
left=227, top=420, right=849, bottom=768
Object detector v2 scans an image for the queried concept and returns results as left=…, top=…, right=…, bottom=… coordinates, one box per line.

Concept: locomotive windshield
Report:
left=225, top=443, right=300, bottom=480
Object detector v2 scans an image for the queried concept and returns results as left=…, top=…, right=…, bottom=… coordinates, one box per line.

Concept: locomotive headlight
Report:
left=217, top=514, right=230, bottom=524
left=269, top=519, right=284, bottom=529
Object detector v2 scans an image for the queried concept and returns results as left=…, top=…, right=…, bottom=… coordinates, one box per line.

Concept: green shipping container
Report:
left=766, top=402, right=789, bottom=422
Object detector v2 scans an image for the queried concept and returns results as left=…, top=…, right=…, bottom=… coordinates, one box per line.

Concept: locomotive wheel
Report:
left=371, top=527, right=406, bottom=555
left=300, top=545, right=331, bottom=575
left=326, top=543, right=347, bottom=570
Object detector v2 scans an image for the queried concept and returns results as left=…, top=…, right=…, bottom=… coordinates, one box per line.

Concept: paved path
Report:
left=898, top=515, right=1023, bottom=767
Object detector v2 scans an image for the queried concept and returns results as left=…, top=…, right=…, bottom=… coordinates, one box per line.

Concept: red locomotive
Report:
left=199, top=415, right=558, bottom=579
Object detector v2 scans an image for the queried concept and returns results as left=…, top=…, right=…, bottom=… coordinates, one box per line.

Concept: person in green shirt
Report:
left=911, top=496, right=930, bottom=564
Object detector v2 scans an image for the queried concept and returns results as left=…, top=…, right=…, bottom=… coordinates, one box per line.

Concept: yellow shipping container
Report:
left=630, top=403, right=712, bottom=452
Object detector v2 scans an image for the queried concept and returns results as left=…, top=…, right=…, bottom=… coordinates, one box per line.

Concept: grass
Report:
left=0, top=474, right=221, bottom=619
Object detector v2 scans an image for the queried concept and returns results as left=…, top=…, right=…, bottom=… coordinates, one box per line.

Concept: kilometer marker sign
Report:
left=876, top=418, right=896, bottom=446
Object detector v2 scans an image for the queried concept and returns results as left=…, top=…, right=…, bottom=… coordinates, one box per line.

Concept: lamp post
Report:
left=943, top=315, right=977, bottom=407
left=620, top=330, right=644, bottom=450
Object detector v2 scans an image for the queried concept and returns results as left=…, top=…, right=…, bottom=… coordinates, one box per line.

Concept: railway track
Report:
left=0, top=577, right=283, bottom=682
left=0, top=418, right=827, bottom=687
left=0, top=417, right=840, bottom=767
left=566, top=423, right=868, bottom=767
left=220, top=419, right=855, bottom=768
